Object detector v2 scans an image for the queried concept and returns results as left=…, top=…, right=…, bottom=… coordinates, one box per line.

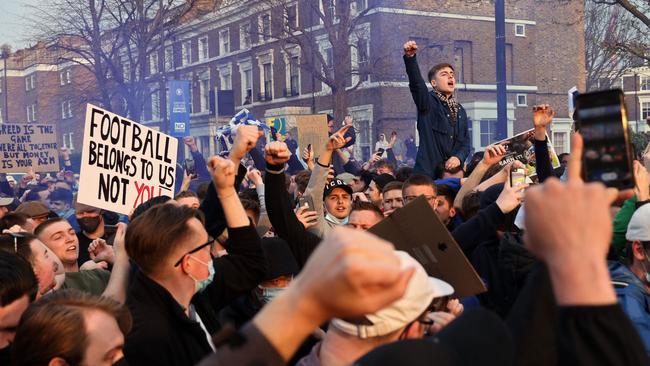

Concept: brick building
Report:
left=3, top=0, right=585, bottom=163
left=0, top=42, right=97, bottom=156
left=621, top=66, right=650, bottom=133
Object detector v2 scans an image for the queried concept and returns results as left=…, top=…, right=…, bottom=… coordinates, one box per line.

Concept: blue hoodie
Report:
left=609, top=261, right=650, bottom=355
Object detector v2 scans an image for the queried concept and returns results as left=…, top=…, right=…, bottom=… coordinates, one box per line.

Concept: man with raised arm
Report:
left=403, top=40, right=470, bottom=179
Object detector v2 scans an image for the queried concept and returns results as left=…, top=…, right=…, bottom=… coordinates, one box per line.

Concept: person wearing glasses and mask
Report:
left=123, top=155, right=266, bottom=366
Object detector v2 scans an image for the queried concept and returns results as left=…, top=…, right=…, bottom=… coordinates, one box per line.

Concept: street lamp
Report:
left=1, top=44, right=11, bottom=123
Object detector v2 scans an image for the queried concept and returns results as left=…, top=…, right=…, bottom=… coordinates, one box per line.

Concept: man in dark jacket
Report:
left=123, top=156, right=266, bottom=366
left=403, top=40, right=470, bottom=179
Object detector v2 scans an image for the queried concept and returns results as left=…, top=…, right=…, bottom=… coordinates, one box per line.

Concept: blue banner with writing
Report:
left=168, top=80, right=190, bottom=137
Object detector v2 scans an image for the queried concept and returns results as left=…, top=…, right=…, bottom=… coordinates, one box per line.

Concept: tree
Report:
left=593, top=0, right=650, bottom=67
left=29, top=0, right=216, bottom=120
left=584, top=0, right=639, bottom=91
left=258, top=0, right=386, bottom=122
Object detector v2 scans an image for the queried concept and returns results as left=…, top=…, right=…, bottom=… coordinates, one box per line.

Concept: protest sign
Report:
left=266, top=116, right=287, bottom=136
left=495, top=128, right=560, bottom=177
left=295, top=114, right=329, bottom=158
left=369, top=196, right=487, bottom=298
left=0, top=124, right=59, bottom=172
left=78, top=104, right=178, bottom=215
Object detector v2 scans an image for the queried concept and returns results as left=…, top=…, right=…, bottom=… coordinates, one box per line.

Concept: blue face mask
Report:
left=257, top=286, right=285, bottom=304
left=188, top=256, right=215, bottom=293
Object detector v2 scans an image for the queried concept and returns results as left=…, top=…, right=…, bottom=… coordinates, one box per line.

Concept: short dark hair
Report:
left=24, top=186, right=49, bottom=202
left=402, top=174, right=437, bottom=195
left=395, top=166, right=414, bottom=182
left=294, top=170, right=312, bottom=195
left=460, top=191, right=482, bottom=221
left=49, top=188, right=73, bottom=205
left=0, top=212, right=30, bottom=232
left=34, top=217, right=68, bottom=239
left=126, top=203, right=204, bottom=275
left=240, top=198, right=261, bottom=222
left=375, top=159, right=396, bottom=174
left=12, top=289, right=132, bottom=366
left=436, top=184, right=457, bottom=206
left=0, top=232, right=37, bottom=265
left=130, top=195, right=172, bottom=221
left=427, top=63, right=455, bottom=82
left=175, top=190, right=198, bottom=201
left=382, top=181, right=403, bottom=195
left=0, top=250, right=37, bottom=306
left=351, top=201, right=384, bottom=220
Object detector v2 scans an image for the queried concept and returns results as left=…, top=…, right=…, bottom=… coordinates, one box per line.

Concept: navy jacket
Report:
left=404, top=55, right=470, bottom=178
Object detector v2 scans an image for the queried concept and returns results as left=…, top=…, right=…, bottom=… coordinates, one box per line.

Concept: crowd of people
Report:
left=0, top=40, right=649, bottom=366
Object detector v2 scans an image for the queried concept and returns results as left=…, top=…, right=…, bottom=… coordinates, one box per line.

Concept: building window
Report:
left=219, top=30, right=230, bottom=55
left=182, top=41, right=192, bottom=65
left=285, top=4, right=298, bottom=30
left=480, top=119, right=507, bottom=147
left=241, top=68, right=252, bottom=104
left=260, top=13, right=271, bottom=41
left=289, top=56, right=300, bottom=96
left=640, top=75, right=650, bottom=91
left=0, top=107, right=3, bottom=123
left=219, top=69, right=232, bottom=90
left=642, top=101, right=650, bottom=119
left=26, top=104, right=36, bottom=122
left=149, top=52, right=159, bottom=75
left=165, top=47, right=174, bottom=71
left=61, top=100, right=73, bottom=119
left=198, top=36, right=209, bottom=60
left=151, top=90, right=160, bottom=120
left=200, top=78, right=210, bottom=113
left=261, top=63, right=273, bottom=100
left=319, top=0, right=336, bottom=21
left=355, top=119, right=371, bottom=161
left=25, top=74, right=35, bottom=91
left=517, top=94, right=527, bottom=106
left=515, top=24, right=526, bottom=37
left=357, top=38, right=369, bottom=82
left=552, top=131, right=566, bottom=155
left=122, top=62, right=131, bottom=82
left=0, top=78, right=3, bottom=93
left=59, top=69, right=71, bottom=85
left=240, top=23, right=251, bottom=50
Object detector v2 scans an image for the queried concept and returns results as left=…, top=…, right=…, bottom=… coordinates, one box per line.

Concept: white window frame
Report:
left=151, top=89, right=161, bottom=120
left=240, top=23, right=251, bottom=50
left=283, top=48, right=301, bottom=97
left=350, top=24, right=370, bottom=85
left=515, top=24, right=526, bottom=37
left=516, top=94, right=527, bottom=107
left=199, top=70, right=211, bottom=113
left=217, top=63, right=232, bottom=91
left=26, top=104, right=36, bottom=122
left=219, top=30, right=230, bottom=55
left=182, top=41, right=192, bottom=66
left=238, top=59, right=253, bottom=104
left=122, top=62, right=131, bottom=82
left=149, top=52, right=159, bottom=75
left=59, top=69, right=71, bottom=85
left=640, top=75, right=650, bottom=91
left=259, top=12, right=272, bottom=42
left=284, top=2, right=298, bottom=31
left=61, top=100, right=73, bottom=119
left=25, top=74, right=35, bottom=91
left=164, top=47, right=174, bottom=71
left=198, top=36, right=209, bottom=60
left=257, top=51, right=274, bottom=100
left=0, top=107, right=3, bottom=123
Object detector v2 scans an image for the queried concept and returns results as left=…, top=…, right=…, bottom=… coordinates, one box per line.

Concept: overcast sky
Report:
left=0, top=0, right=38, bottom=50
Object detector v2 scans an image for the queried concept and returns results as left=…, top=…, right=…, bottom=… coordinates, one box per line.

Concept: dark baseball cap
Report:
left=323, top=179, right=353, bottom=199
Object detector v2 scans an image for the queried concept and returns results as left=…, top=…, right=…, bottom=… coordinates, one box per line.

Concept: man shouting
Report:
left=403, top=40, right=470, bottom=178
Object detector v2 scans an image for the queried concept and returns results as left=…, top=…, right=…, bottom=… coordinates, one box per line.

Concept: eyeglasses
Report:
left=403, top=195, right=437, bottom=204
left=173, top=238, right=215, bottom=267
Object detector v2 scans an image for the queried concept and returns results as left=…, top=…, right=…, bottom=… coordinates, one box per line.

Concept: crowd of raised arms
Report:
left=0, top=40, right=648, bottom=366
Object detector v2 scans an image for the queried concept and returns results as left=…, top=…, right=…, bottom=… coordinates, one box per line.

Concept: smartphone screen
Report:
left=510, top=168, right=526, bottom=187
left=575, top=89, right=635, bottom=189
left=184, top=159, right=197, bottom=178
left=376, top=148, right=385, bottom=156
left=104, top=225, right=118, bottom=245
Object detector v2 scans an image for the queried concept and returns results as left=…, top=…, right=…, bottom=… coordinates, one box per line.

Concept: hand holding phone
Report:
left=510, top=168, right=526, bottom=187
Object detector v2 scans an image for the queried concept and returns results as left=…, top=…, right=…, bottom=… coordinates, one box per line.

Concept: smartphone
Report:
left=376, top=148, right=385, bottom=156
left=298, top=196, right=318, bottom=223
left=510, top=168, right=526, bottom=187
left=184, top=158, right=197, bottom=178
left=575, top=89, right=635, bottom=189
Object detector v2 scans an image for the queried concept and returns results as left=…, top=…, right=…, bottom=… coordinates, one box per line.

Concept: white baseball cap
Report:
left=626, top=204, right=650, bottom=242
left=331, top=251, right=454, bottom=339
